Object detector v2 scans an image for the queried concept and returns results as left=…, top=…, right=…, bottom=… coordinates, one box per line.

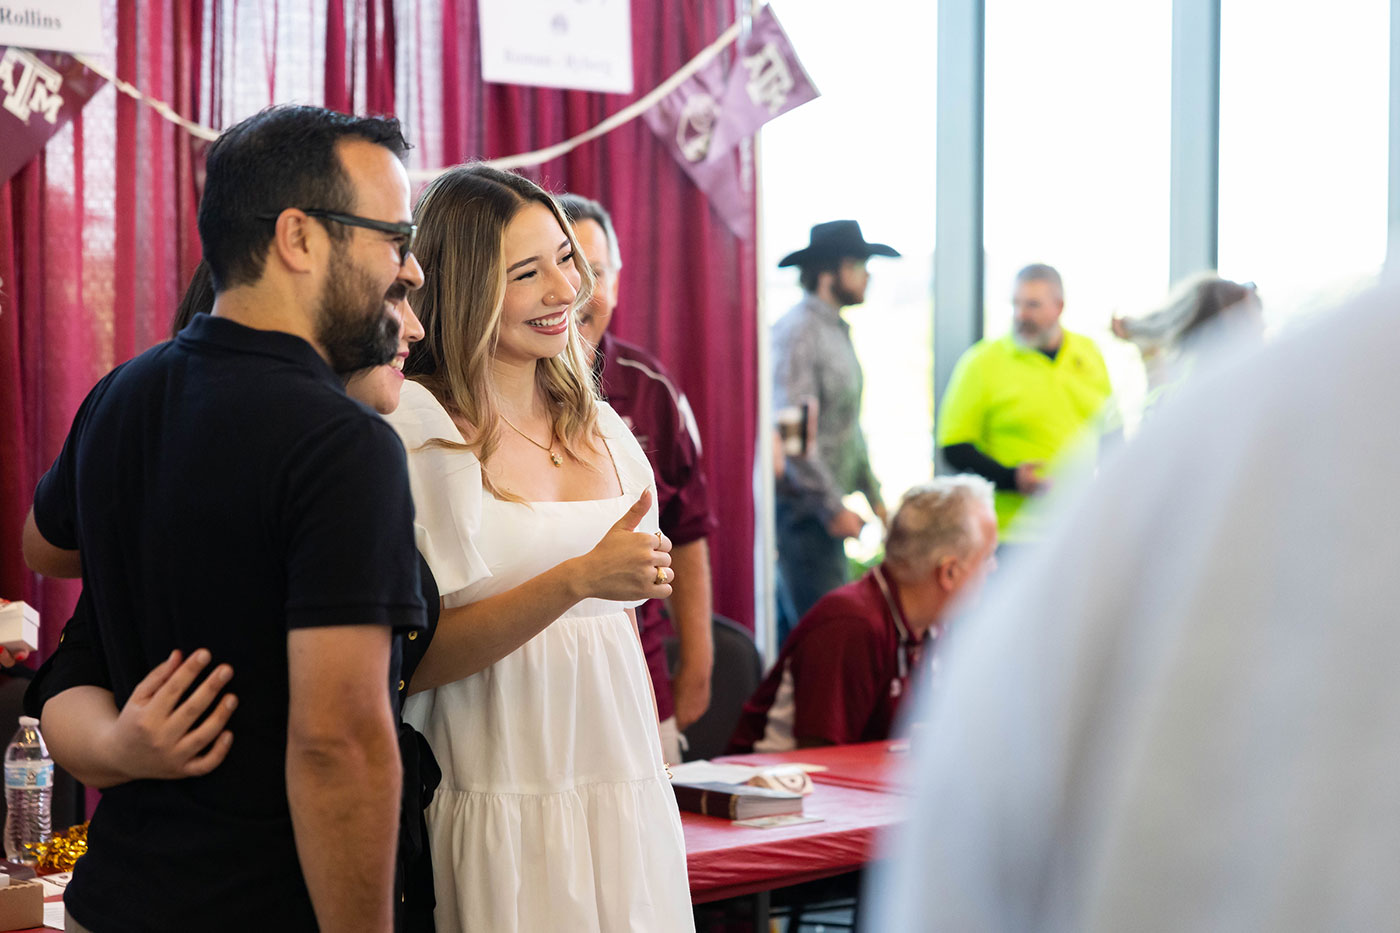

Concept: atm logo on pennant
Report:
left=0, top=45, right=104, bottom=184
left=740, top=41, right=797, bottom=116
left=0, top=46, right=64, bottom=124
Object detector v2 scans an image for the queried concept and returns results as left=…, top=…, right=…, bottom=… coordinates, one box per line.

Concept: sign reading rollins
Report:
left=0, top=1, right=104, bottom=55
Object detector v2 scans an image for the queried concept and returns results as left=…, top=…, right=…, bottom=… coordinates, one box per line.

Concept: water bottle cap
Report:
left=16, top=717, right=37, bottom=728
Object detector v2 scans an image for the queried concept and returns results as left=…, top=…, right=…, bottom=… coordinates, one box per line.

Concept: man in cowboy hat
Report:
left=772, top=219, right=900, bottom=643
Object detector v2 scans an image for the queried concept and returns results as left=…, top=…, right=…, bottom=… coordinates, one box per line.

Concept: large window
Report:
left=1218, top=0, right=1391, bottom=326
left=983, top=0, right=1173, bottom=429
left=760, top=0, right=937, bottom=557
left=762, top=0, right=1393, bottom=538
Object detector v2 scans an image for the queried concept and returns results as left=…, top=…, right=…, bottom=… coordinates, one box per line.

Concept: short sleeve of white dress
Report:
left=382, top=380, right=493, bottom=601
left=595, top=398, right=662, bottom=610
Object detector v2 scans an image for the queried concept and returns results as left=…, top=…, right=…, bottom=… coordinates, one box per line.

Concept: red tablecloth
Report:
left=715, top=740, right=912, bottom=795
left=683, top=778, right=907, bottom=903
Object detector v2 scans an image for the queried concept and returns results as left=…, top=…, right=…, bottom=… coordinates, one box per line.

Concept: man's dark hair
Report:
left=198, top=105, right=411, bottom=292
left=798, top=258, right=843, bottom=293
left=556, top=193, right=623, bottom=269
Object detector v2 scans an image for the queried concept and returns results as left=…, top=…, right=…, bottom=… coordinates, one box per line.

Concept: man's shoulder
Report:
left=605, top=334, right=667, bottom=373
left=161, top=334, right=385, bottom=443
left=772, top=298, right=824, bottom=337
left=93, top=340, right=176, bottom=388
left=1061, top=328, right=1105, bottom=356
left=289, top=395, right=404, bottom=469
left=237, top=370, right=382, bottom=449
left=957, top=334, right=1016, bottom=366
left=1058, top=330, right=1112, bottom=385
left=943, top=337, right=1015, bottom=394
left=68, top=341, right=191, bottom=430
left=605, top=336, right=684, bottom=405
left=794, top=577, right=886, bottom=640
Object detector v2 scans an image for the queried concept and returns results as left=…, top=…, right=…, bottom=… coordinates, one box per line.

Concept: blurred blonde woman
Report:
left=1112, top=273, right=1262, bottom=400
left=389, top=164, right=694, bottom=932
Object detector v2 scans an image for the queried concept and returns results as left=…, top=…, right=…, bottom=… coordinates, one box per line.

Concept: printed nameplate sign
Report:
left=0, top=1, right=104, bottom=56
left=479, top=0, right=633, bottom=94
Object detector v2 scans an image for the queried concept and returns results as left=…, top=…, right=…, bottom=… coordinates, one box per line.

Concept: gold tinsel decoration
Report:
left=25, top=821, right=88, bottom=874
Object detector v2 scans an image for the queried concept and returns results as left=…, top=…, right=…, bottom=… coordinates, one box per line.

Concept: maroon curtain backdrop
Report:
left=2, top=0, right=209, bottom=660
left=1, top=0, right=758, bottom=672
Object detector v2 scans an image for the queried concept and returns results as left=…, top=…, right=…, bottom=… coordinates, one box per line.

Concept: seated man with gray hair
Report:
left=729, top=476, right=998, bottom=752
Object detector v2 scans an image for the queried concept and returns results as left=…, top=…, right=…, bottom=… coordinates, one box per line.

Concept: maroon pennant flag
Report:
left=707, top=5, right=820, bottom=158
left=0, top=47, right=105, bottom=183
left=643, top=8, right=819, bottom=239
left=641, top=53, right=752, bottom=238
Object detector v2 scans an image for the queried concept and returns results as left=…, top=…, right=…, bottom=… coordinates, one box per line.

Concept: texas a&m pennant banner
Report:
left=0, top=47, right=105, bottom=183
left=643, top=6, right=819, bottom=238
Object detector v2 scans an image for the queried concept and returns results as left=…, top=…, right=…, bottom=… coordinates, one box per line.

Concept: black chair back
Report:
left=666, top=614, right=762, bottom=761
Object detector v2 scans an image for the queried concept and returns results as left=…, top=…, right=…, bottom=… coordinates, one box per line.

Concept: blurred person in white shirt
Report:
left=867, top=278, right=1400, bottom=932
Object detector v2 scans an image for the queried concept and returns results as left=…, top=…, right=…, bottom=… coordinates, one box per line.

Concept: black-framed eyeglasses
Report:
left=258, top=208, right=417, bottom=265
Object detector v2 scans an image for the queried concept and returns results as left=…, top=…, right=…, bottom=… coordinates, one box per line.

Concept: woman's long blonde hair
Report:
left=405, top=164, right=600, bottom=496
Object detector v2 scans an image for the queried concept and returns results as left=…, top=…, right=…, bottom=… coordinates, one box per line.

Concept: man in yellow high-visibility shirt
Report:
left=937, top=264, right=1113, bottom=543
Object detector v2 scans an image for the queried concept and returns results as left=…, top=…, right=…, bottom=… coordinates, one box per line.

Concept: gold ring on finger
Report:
left=654, top=566, right=667, bottom=585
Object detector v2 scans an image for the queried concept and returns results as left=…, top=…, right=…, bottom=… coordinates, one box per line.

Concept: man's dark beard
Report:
left=315, top=246, right=401, bottom=375
left=831, top=278, right=863, bottom=308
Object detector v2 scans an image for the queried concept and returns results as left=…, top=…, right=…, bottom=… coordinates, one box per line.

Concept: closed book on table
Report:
left=671, top=781, right=803, bottom=820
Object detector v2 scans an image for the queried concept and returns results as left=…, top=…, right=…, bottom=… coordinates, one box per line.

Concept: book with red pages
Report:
left=670, top=781, right=803, bottom=820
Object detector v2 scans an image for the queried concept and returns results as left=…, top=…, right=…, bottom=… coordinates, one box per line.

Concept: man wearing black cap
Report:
left=772, top=220, right=900, bottom=642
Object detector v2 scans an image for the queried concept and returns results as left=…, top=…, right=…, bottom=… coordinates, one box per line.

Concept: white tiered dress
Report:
left=387, top=380, right=694, bottom=933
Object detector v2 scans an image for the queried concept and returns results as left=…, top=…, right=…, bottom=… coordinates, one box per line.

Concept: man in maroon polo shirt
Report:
left=729, top=475, right=997, bottom=752
left=559, top=194, right=717, bottom=764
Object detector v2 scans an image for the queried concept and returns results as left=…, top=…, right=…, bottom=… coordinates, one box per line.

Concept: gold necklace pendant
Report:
left=500, top=412, right=565, bottom=468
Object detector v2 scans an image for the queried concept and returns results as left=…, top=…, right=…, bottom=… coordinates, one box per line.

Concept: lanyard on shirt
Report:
left=872, top=565, right=914, bottom=683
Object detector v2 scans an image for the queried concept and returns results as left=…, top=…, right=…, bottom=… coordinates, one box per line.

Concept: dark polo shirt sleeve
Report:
left=279, top=413, right=423, bottom=630
left=31, top=444, right=78, bottom=550
left=31, top=366, right=125, bottom=551
left=27, top=370, right=124, bottom=714
left=23, top=592, right=111, bottom=719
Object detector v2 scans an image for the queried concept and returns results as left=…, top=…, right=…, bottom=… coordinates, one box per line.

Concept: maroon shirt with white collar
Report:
left=727, top=565, right=927, bottom=752
left=594, top=331, right=717, bottom=721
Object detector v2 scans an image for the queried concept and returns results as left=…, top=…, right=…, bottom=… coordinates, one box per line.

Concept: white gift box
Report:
left=0, top=601, right=39, bottom=655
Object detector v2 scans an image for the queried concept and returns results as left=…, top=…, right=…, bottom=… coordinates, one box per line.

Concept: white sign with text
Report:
left=479, top=0, right=633, bottom=95
left=0, top=1, right=104, bottom=55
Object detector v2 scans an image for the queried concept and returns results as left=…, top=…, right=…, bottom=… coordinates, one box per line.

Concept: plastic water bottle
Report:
left=3, top=716, right=52, bottom=864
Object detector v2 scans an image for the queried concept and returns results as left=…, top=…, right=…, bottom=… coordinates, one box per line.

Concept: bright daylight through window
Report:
left=760, top=0, right=937, bottom=565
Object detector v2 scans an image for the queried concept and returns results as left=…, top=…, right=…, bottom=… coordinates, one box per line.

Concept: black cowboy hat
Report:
left=777, top=220, right=901, bottom=268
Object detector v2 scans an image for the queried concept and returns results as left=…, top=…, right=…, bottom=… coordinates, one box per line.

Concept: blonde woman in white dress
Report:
left=386, top=164, right=694, bottom=932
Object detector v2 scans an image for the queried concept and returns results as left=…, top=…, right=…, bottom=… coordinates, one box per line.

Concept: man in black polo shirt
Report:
left=19, top=106, right=425, bottom=933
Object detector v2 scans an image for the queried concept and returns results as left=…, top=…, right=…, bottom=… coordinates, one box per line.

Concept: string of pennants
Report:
left=0, top=5, right=817, bottom=238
